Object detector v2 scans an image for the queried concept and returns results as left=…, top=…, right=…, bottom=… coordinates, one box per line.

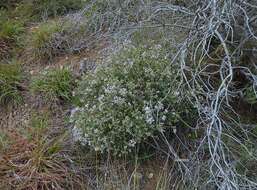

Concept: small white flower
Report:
left=142, top=51, right=147, bottom=58
left=72, top=126, right=83, bottom=142
left=94, top=129, right=99, bottom=133
left=128, top=139, right=136, bottom=147
left=146, top=116, right=154, bottom=124
left=173, top=127, right=177, bottom=134
left=144, top=106, right=151, bottom=113
left=154, top=44, right=162, bottom=50
left=155, top=102, right=164, bottom=111
left=98, top=95, right=104, bottom=102
left=127, top=59, right=134, bottom=65
left=144, top=105, right=155, bottom=124
left=161, top=115, right=166, bottom=121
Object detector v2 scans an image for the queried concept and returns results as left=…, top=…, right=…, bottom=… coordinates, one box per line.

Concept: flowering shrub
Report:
left=72, top=45, right=195, bottom=155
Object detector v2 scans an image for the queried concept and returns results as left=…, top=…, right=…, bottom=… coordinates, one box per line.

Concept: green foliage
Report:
left=13, top=0, right=84, bottom=21
left=0, top=0, right=23, bottom=9
left=72, top=45, right=195, bottom=155
left=233, top=135, right=257, bottom=181
left=0, top=10, right=25, bottom=58
left=0, top=9, right=8, bottom=22
left=0, top=61, right=23, bottom=105
left=30, top=67, right=74, bottom=103
left=0, top=19, right=24, bottom=41
left=30, top=113, right=49, bottom=130
left=30, top=19, right=88, bottom=61
left=17, top=112, right=49, bottom=142
left=0, top=132, right=9, bottom=152
left=244, top=86, right=257, bottom=104
left=30, top=21, right=63, bottom=60
left=0, top=9, right=24, bottom=39
left=32, top=0, right=84, bottom=18
left=83, top=0, right=109, bottom=18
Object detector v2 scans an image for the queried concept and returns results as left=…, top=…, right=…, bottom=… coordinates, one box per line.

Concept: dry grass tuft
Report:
left=0, top=116, right=84, bottom=190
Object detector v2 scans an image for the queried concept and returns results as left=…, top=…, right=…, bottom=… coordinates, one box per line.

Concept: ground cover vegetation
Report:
left=0, top=0, right=257, bottom=189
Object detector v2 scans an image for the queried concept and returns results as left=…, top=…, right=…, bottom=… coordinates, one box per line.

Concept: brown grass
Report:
left=0, top=39, right=11, bottom=59
left=0, top=127, right=84, bottom=190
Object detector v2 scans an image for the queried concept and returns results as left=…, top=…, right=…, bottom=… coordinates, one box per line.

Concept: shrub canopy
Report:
left=72, top=45, right=195, bottom=155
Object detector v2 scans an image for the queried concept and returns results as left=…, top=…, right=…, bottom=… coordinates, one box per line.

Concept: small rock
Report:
left=148, top=173, right=154, bottom=179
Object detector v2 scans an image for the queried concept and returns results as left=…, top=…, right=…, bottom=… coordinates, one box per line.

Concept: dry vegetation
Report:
left=0, top=0, right=257, bottom=190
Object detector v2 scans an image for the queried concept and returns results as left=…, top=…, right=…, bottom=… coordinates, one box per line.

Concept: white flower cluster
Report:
left=119, top=88, right=127, bottom=96
left=113, top=96, right=125, bottom=104
left=72, top=126, right=88, bottom=146
left=155, top=101, right=164, bottom=111
left=104, top=84, right=116, bottom=94
left=144, top=104, right=154, bottom=125
left=143, top=101, right=168, bottom=125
